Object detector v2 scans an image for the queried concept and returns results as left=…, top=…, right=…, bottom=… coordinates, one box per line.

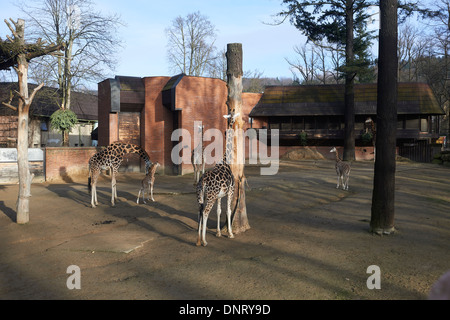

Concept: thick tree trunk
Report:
left=343, top=0, right=355, bottom=161
left=370, top=0, right=398, bottom=235
left=226, top=43, right=250, bottom=234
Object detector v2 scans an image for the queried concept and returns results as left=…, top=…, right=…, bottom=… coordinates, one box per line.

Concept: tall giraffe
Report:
left=191, top=124, right=205, bottom=185
left=88, top=141, right=152, bottom=208
left=195, top=112, right=239, bottom=246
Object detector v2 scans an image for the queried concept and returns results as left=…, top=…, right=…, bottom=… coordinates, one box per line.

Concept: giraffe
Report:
left=191, top=124, right=205, bottom=185
left=330, top=147, right=351, bottom=190
left=365, top=117, right=376, bottom=161
left=88, top=141, right=152, bottom=208
left=137, top=162, right=160, bottom=204
left=195, top=112, right=239, bottom=246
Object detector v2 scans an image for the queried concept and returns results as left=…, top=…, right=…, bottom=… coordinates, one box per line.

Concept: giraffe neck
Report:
left=119, top=143, right=152, bottom=172
left=223, top=127, right=234, bottom=164
left=149, top=163, right=159, bottom=176
left=335, top=150, right=341, bottom=162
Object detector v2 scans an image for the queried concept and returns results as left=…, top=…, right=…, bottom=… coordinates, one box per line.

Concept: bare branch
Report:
left=4, top=19, right=18, bottom=38
left=28, top=82, right=44, bottom=105
left=1, top=101, right=17, bottom=111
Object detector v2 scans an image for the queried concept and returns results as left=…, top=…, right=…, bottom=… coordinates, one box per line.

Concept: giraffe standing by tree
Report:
left=88, top=141, right=152, bottom=208
left=195, top=112, right=239, bottom=247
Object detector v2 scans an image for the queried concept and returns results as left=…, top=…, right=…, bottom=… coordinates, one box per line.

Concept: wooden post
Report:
left=226, top=43, right=250, bottom=234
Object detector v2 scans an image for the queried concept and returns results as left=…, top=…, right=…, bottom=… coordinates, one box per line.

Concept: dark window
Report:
left=292, top=117, right=304, bottom=130
left=316, top=117, right=328, bottom=129
left=329, top=116, right=342, bottom=130
left=305, top=117, right=315, bottom=130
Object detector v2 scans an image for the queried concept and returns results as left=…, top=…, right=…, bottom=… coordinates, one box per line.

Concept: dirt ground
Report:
left=0, top=159, right=449, bottom=300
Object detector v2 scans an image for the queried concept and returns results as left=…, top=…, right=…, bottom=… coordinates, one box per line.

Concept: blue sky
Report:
left=1, top=0, right=307, bottom=83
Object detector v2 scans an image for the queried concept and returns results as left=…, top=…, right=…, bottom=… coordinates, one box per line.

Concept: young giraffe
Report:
left=191, top=124, right=205, bottom=185
left=195, top=112, right=239, bottom=247
left=330, top=147, right=351, bottom=190
left=137, top=162, right=160, bottom=204
left=88, top=141, right=152, bottom=208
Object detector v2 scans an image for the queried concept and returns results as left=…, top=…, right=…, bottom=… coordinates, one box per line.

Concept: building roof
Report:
left=249, top=82, right=445, bottom=117
left=0, top=82, right=98, bottom=120
left=162, top=73, right=185, bottom=111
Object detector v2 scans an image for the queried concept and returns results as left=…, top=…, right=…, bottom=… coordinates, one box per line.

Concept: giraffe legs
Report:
left=216, top=198, right=222, bottom=237
left=197, top=201, right=214, bottom=247
left=344, top=173, right=350, bottom=190
left=90, top=170, right=100, bottom=208
left=111, top=170, right=118, bottom=206
left=150, top=180, right=155, bottom=202
left=214, top=194, right=234, bottom=238
left=137, top=187, right=146, bottom=204
left=226, top=189, right=234, bottom=239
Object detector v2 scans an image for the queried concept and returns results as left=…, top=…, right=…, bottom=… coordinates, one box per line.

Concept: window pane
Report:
left=420, top=118, right=428, bottom=132
left=305, top=118, right=315, bottom=130
left=406, top=117, right=419, bottom=129
left=292, top=117, right=303, bottom=130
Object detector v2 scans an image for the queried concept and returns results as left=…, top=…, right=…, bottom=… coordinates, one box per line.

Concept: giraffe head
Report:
left=145, top=159, right=153, bottom=174
left=223, top=112, right=240, bottom=128
left=148, top=161, right=160, bottom=174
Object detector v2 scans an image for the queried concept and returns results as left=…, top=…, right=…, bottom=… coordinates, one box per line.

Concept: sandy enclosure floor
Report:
left=0, top=159, right=449, bottom=300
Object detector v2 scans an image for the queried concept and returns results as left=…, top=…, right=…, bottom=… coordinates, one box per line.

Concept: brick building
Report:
left=98, top=74, right=262, bottom=175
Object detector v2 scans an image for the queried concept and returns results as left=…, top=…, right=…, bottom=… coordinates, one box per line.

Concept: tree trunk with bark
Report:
left=226, top=43, right=250, bottom=234
left=343, top=0, right=356, bottom=161
left=370, top=0, right=398, bottom=235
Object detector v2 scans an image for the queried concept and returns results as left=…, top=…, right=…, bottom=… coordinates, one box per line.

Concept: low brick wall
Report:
left=45, top=147, right=99, bottom=182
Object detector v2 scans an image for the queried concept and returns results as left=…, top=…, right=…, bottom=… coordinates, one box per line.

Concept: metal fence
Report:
left=398, top=140, right=433, bottom=163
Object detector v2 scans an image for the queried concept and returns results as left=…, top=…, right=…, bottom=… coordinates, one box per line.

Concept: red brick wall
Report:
left=0, top=115, right=18, bottom=147
left=176, top=76, right=228, bottom=174
left=45, top=147, right=98, bottom=182
left=143, top=77, right=173, bottom=174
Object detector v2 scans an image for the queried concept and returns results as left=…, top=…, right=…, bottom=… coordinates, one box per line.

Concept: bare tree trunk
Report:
left=343, top=0, right=355, bottom=161
left=2, top=18, right=61, bottom=223
left=226, top=43, right=250, bottom=234
left=62, top=38, right=73, bottom=146
left=370, top=0, right=398, bottom=235
left=15, top=20, right=32, bottom=224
